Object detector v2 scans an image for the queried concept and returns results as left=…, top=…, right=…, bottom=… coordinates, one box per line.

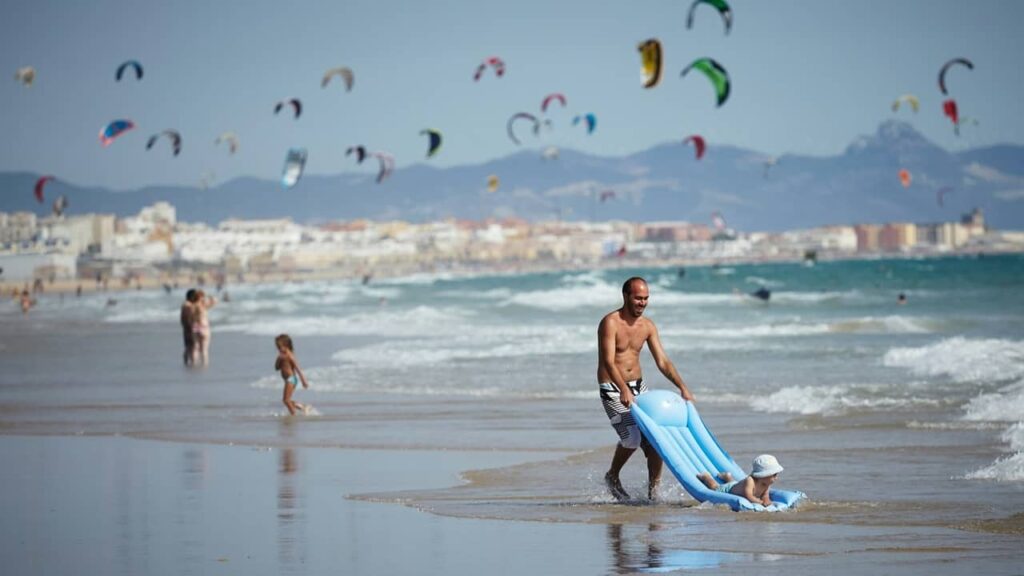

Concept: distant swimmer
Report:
left=362, top=273, right=372, bottom=285
left=751, top=287, right=771, bottom=301
left=677, top=267, right=686, bottom=279
left=274, top=334, right=310, bottom=416
left=598, top=277, right=695, bottom=502
left=897, top=292, right=907, bottom=305
left=105, top=298, right=118, bottom=307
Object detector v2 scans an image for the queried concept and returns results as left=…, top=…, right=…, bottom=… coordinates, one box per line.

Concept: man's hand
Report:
left=679, top=387, right=695, bottom=402
left=620, top=389, right=635, bottom=408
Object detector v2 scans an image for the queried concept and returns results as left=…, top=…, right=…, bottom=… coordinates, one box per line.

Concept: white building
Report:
left=0, top=211, right=37, bottom=244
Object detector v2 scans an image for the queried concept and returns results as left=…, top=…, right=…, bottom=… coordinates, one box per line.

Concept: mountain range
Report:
left=3, top=120, right=1023, bottom=231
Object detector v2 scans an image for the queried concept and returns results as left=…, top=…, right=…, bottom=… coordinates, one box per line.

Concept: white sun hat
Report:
left=751, top=454, right=784, bottom=478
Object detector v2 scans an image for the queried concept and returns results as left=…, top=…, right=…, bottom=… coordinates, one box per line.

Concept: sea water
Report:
left=2, top=254, right=1022, bottom=492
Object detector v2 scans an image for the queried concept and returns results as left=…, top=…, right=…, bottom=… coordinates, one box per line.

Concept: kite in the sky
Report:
left=943, top=99, right=960, bottom=135
left=34, top=176, right=55, bottom=204
left=274, top=98, right=302, bottom=119
left=572, top=113, right=597, bottom=135
left=681, top=57, right=730, bottom=107
left=146, top=130, right=182, bottom=157
left=711, top=211, right=727, bottom=231
left=115, top=60, right=143, bottom=82
left=420, top=129, right=442, bottom=158
left=637, top=39, right=663, bottom=89
left=891, top=94, right=920, bottom=113
left=372, top=152, right=395, bottom=184
left=215, top=132, right=239, bottom=155
left=99, top=119, right=136, bottom=146
left=686, top=0, right=732, bottom=35
left=899, top=169, right=912, bottom=188
left=281, top=148, right=307, bottom=189
left=938, top=58, right=973, bottom=95
left=322, top=67, right=354, bottom=91
left=473, top=57, right=505, bottom=81
left=15, top=66, right=35, bottom=86
left=507, top=112, right=540, bottom=145
left=683, top=135, right=706, bottom=160
left=936, top=186, right=953, bottom=207
left=541, top=93, right=567, bottom=113
left=346, top=145, right=368, bottom=164
left=486, top=174, right=499, bottom=193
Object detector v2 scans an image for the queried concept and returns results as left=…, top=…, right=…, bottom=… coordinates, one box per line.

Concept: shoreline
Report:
left=3, top=246, right=1017, bottom=298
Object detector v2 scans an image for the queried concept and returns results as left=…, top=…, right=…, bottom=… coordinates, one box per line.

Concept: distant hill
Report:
left=3, top=120, right=1023, bottom=231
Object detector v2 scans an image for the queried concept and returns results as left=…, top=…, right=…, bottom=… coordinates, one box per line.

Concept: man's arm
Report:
left=598, top=316, right=634, bottom=407
left=646, top=322, right=694, bottom=401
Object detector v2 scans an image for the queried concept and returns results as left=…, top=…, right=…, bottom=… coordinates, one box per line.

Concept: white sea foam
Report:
left=220, top=304, right=472, bottom=337
left=962, top=381, right=1024, bottom=423
left=667, top=323, right=832, bottom=338
left=330, top=324, right=594, bottom=367
left=965, top=453, right=1024, bottom=482
left=907, top=420, right=1006, bottom=431
left=769, top=290, right=860, bottom=304
left=105, top=307, right=178, bottom=323
left=753, top=385, right=940, bottom=416
left=375, top=272, right=456, bottom=285
left=828, top=315, right=935, bottom=334
left=249, top=367, right=596, bottom=399
left=500, top=280, right=621, bottom=311
left=958, top=375, right=1024, bottom=481
left=883, top=337, right=1024, bottom=383
left=661, top=315, right=933, bottom=340
left=437, top=287, right=514, bottom=300
left=744, top=276, right=785, bottom=289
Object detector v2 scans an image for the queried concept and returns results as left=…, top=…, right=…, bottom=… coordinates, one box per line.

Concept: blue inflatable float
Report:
left=631, top=390, right=805, bottom=511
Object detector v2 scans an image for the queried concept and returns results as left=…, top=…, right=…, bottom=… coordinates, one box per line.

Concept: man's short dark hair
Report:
left=186, top=288, right=196, bottom=301
left=622, top=276, right=647, bottom=295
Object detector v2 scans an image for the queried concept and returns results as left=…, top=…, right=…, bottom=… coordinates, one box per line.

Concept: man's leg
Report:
left=605, top=444, right=635, bottom=501
left=642, top=439, right=663, bottom=500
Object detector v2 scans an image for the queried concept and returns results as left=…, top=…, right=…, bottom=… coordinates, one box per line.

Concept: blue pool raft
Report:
left=631, top=390, right=805, bottom=512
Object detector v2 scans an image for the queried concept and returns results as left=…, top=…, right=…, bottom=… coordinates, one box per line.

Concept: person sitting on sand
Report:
left=274, top=334, right=309, bottom=416
left=696, top=454, right=784, bottom=507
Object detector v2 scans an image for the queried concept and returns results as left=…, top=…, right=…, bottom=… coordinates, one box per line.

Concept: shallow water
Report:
left=1, top=255, right=1023, bottom=573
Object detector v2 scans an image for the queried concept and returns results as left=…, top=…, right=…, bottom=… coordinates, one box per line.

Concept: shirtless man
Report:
left=598, top=276, right=694, bottom=501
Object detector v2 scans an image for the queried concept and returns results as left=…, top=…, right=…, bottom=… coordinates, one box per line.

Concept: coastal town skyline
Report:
left=2, top=197, right=1018, bottom=285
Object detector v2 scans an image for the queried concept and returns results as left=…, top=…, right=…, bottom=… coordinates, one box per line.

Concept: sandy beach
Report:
left=2, top=257, right=1022, bottom=575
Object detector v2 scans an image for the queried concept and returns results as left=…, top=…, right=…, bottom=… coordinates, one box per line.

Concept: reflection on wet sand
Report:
left=607, top=523, right=775, bottom=574
left=277, top=421, right=306, bottom=573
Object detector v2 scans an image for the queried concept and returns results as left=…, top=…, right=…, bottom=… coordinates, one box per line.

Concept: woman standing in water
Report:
left=191, top=289, right=216, bottom=365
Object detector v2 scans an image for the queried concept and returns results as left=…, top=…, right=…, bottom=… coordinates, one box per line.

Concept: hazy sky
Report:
left=1, top=0, right=1021, bottom=190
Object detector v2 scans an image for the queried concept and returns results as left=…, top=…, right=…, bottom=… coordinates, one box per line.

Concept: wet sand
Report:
left=3, top=435, right=1020, bottom=576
